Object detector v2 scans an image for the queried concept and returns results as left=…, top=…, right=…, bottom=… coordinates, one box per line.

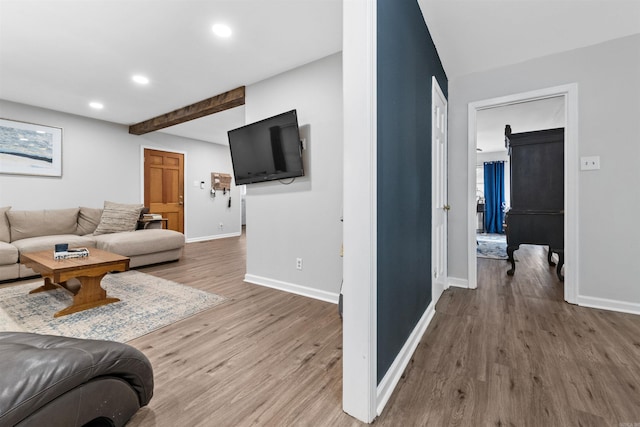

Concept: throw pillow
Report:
left=77, top=207, right=104, bottom=235
left=93, top=201, right=143, bottom=235
left=0, top=206, right=11, bottom=243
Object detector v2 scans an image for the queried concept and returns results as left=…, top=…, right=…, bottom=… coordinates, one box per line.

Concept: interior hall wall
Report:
left=376, top=0, right=448, bottom=382
left=243, top=53, right=343, bottom=301
left=0, top=99, right=241, bottom=242
left=447, top=34, right=640, bottom=309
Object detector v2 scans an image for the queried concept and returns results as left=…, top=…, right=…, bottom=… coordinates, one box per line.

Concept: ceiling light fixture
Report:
left=89, top=101, right=104, bottom=110
left=132, top=75, right=149, bottom=85
left=211, top=23, right=232, bottom=38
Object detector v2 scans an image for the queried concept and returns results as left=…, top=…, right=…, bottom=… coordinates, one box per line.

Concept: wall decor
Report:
left=0, top=118, right=62, bottom=177
left=211, top=172, right=232, bottom=194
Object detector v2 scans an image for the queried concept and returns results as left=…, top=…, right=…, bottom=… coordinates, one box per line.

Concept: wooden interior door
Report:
left=144, top=149, right=184, bottom=233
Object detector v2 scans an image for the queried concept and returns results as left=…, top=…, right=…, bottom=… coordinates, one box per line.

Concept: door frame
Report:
left=432, top=76, right=448, bottom=302
left=140, top=145, right=188, bottom=236
left=467, top=84, right=579, bottom=304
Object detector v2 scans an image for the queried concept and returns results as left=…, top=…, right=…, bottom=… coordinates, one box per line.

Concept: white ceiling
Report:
left=0, top=0, right=343, bottom=145
left=1, top=1, right=639, bottom=145
left=418, top=0, right=640, bottom=79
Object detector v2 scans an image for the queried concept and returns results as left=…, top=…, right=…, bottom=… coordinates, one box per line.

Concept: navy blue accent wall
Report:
left=376, top=0, right=447, bottom=383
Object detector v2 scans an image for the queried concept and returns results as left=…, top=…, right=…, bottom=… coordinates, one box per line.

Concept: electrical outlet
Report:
left=580, top=156, right=600, bottom=171
left=296, top=258, right=303, bottom=270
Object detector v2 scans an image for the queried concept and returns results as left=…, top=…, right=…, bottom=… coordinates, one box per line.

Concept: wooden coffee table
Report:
left=20, top=248, right=130, bottom=318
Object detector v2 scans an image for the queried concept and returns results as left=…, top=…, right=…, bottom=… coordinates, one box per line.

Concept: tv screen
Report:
left=228, top=110, right=304, bottom=185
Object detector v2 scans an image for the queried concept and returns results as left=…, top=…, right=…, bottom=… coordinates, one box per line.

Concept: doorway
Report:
left=143, top=148, right=185, bottom=233
left=474, top=96, right=565, bottom=261
left=467, top=84, right=579, bottom=304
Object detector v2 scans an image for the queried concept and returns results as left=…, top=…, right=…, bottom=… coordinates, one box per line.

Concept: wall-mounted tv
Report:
left=228, top=109, right=304, bottom=185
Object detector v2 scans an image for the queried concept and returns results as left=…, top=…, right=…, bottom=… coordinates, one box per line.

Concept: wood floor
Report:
left=127, top=236, right=640, bottom=426
left=127, top=233, right=359, bottom=427
left=376, top=245, right=640, bottom=426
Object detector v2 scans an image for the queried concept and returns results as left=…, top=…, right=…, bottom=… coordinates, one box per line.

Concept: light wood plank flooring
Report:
left=126, top=236, right=640, bottom=426
left=127, top=233, right=359, bottom=427
left=376, top=245, right=640, bottom=426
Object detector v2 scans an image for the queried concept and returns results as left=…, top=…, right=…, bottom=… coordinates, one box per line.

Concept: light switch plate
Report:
left=580, top=156, right=600, bottom=171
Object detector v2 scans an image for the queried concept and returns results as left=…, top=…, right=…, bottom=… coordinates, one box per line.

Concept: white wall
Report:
left=448, top=34, right=640, bottom=310
left=244, top=53, right=343, bottom=302
left=0, top=99, right=241, bottom=241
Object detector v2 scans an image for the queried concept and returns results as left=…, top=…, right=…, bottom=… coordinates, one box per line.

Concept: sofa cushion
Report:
left=77, top=207, right=103, bottom=235
left=94, top=229, right=184, bottom=257
left=0, top=207, right=10, bottom=243
left=0, top=242, right=19, bottom=265
left=11, top=235, right=96, bottom=254
left=6, top=208, right=79, bottom=242
left=93, top=201, right=143, bottom=235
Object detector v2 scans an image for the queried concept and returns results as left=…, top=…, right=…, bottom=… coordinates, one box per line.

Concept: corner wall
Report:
left=448, top=34, right=640, bottom=311
left=0, top=100, right=241, bottom=241
left=243, top=53, right=343, bottom=302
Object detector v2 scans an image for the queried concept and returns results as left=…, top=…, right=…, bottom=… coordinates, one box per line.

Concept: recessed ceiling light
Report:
left=212, top=23, right=232, bottom=38
left=132, top=75, right=149, bottom=85
left=89, top=101, right=104, bottom=110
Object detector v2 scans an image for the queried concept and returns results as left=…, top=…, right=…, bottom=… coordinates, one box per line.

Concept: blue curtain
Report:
left=484, top=161, right=505, bottom=234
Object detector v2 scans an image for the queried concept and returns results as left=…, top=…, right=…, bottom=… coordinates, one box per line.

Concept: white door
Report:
left=432, top=77, right=448, bottom=302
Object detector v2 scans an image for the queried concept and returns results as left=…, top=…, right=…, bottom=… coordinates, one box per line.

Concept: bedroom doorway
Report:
left=474, top=97, right=564, bottom=262
left=467, top=84, right=579, bottom=304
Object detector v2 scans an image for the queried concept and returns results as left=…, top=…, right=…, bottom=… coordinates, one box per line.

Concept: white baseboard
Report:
left=448, top=277, right=469, bottom=288
left=244, top=274, right=339, bottom=304
left=577, top=295, right=640, bottom=316
left=186, top=231, right=241, bottom=244
left=376, top=301, right=436, bottom=416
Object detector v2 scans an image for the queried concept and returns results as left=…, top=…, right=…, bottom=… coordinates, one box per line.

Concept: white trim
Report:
left=244, top=274, right=339, bottom=304
left=577, top=295, right=640, bottom=316
left=342, top=0, right=378, bottom=422
left=467, top=84, right=579, bottom=304
left=467, top=104, right=478, bottom=290
left=376, top=301, right=436, bottom=415
left=448, top=277, right=470, bottom=289
left=186, top=232, right=241, bottom=243
left=563, top=86, right=579, bottom=305
left=140, top=145, right=189, bottom=238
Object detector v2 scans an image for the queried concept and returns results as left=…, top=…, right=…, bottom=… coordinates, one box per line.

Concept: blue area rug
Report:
left=477, top=233, right=508, bottom=259
left=0, top=270, right=226, bottom=342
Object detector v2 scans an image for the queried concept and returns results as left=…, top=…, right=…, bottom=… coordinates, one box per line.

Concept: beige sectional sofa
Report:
left=0, top=205, right=185, bottom=281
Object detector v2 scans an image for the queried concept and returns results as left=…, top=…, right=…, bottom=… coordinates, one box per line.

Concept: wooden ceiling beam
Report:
left=128, top=86, right=245, bottom=135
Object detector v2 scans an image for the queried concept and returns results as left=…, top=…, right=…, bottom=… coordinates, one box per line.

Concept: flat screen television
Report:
left=228, top=110, right=304, bottom=185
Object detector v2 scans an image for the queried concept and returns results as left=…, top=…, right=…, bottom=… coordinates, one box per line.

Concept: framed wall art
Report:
left=0, top=118, right=62, bottom=177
